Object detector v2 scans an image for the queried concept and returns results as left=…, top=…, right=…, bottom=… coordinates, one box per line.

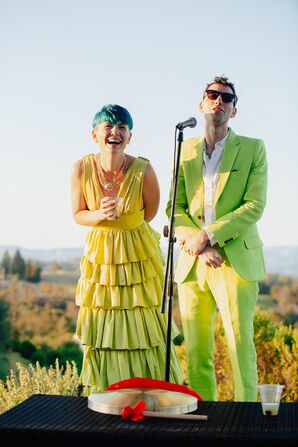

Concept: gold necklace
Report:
left=96, top=155, right=128, bottom=191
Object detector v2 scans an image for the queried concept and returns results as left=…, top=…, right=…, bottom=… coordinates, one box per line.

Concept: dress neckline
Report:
left=92, top=154, right=139, bottom=199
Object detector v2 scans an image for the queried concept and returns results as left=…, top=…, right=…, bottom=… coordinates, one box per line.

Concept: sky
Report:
left=0, top=0, right=297, bottom=250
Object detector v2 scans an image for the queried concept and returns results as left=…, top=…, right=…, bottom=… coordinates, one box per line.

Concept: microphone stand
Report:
left=161, top=125, right=184, bottom=382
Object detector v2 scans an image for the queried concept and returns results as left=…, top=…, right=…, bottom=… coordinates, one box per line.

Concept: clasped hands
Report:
left=180, top=230, right=223, bottom=268
left=97, top=196, right=118, bottom=221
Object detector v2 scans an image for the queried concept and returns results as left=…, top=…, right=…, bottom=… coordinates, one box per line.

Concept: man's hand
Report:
left=181, top=230, right=209, bottom=256
left=201, top=246, right=224, bottom=268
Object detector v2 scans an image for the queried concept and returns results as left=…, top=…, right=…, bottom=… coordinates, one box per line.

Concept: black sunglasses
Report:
left=205, top=89, right=236, bottom=104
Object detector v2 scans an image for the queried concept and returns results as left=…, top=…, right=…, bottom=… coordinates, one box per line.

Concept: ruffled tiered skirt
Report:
left=75, top=220, right=183, bottom=395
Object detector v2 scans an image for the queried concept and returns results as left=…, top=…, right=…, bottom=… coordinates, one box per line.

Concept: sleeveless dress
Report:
left=75, top=154, right=183, bottom=395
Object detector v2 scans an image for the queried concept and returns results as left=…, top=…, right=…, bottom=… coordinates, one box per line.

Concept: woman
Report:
left=71, top=104, right=183, bottom=395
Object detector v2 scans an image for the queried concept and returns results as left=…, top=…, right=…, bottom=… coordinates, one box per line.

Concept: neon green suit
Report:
left=166, top=129, right=267, bottom=401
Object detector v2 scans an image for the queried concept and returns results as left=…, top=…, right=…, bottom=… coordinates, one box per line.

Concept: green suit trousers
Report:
left=178, top=250, right=258, bottom=401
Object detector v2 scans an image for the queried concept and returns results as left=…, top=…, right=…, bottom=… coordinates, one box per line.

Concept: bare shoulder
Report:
left=126, top=154, right=137, bottom=169
left=72, top=158, right=83, bottom=169
left=71, top=159, right=83, bottom=180
left=127, top=155, right=156, bottom=179
left=144, top=161, right=159, bottom=186
left=144, top=161, right=156, bottom=177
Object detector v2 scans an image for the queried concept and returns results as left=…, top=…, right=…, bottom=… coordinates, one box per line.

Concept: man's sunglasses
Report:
left=205, top=89, right=236, bottom=104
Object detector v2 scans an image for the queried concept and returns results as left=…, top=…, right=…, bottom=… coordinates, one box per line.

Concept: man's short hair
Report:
left=93, top=104, right=134, bottom=130
left=204, top=76, right=238, bottom=105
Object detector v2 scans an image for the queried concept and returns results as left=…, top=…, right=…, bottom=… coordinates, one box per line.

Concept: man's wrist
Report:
left=203, top=227, right=217, bottom=246
left=201, top=229, right=209, bottom=242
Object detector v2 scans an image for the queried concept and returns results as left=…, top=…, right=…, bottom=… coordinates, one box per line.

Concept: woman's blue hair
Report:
left=92, top=104, right=133, bottom=130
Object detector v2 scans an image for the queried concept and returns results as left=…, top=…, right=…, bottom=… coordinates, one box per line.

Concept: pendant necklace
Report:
left=96, top=154, right=128, bottom=191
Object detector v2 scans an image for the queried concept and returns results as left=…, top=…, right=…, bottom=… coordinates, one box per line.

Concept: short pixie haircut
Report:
left=92, top=104, right=134, bottom=130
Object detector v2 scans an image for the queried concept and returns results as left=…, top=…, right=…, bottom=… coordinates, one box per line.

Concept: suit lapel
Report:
left=190, top=137, right=204, bottom=209
left=215, top=130, right=240, bottom=203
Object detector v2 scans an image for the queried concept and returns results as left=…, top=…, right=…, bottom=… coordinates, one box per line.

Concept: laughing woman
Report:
left=70, top=104, right=183, bottom=395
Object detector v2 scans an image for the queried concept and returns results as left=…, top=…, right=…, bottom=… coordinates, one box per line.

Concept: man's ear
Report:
left=231, top=107, right=237, bottom=119
left=127, top=132, right=132, bottom=144
left=199, top=100, right=204, bottom=113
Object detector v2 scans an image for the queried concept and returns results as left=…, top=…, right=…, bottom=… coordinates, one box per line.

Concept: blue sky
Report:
left=0, top=0, right=297, bottom=249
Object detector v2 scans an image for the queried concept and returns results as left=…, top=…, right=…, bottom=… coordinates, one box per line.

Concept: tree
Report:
left=1, top=250, right=11, bottom=278
left=11, top=250, right=26, bottom=279
left=25, top=260, right=42, bottom=283
left=49, top=261, right=62, bottom=271
left=0, top=299, right=11, bottom=349
left=19, top=340, right=37, bottom=359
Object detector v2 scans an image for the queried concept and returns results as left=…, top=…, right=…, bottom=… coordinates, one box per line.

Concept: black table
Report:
left=0, top=394, right=297, bottom=447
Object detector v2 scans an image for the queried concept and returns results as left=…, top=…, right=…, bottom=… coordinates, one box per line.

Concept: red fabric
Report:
left=121, top=400, right=147, bottom=421
left=106, top=377, right=203, bottom=401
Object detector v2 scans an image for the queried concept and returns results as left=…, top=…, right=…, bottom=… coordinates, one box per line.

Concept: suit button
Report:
left=198, top=215, right=202, bottom=220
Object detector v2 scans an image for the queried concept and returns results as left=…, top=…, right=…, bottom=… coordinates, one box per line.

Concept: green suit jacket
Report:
left=166, top=129, right=268, bottom=283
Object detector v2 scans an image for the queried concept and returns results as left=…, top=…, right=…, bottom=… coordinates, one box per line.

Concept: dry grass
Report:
left=0, top=360, right=80, bottom=414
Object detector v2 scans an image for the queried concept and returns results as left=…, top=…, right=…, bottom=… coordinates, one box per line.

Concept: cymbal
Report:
left=88, top=388, right=198, bottom=415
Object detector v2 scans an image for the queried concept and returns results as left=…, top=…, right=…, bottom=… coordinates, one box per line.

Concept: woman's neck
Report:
left=98, top=151, right=126, bottom=173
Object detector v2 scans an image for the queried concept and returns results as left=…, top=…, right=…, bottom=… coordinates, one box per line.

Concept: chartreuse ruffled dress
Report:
left=75, top=154, right=183, bottom=395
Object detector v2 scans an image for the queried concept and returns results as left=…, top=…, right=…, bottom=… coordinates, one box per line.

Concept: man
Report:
left=166, top=76, right=267, bottom=401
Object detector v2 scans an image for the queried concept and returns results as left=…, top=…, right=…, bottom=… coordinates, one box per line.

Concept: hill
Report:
left=0, top=246, right=83, bottom=264
left=1, top=245, right=298, bottom=277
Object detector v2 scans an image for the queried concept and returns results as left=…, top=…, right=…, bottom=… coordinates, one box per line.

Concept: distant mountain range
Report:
left=1, top=245, right=297, bottom=278
left=0, top=246, right=84, bottom=265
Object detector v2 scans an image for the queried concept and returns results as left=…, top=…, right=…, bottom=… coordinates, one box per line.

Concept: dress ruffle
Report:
left=81, top=343, right=183, bottom=395
left=76, top=306, right=179, bottom=349
left=76, top=273, right=164, bottom=309
left=84, top=221, right=164, bottom=265
left=79, top=255, right=164, bottom=286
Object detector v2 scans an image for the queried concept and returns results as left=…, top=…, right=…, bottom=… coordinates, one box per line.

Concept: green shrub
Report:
left=0, top=359, right=80, bottom=414
left=0, top=307, right=297, bottom=416
left=255, top=309, right=298, bottom=402
left=19, top=340, right=37, bottom=359
left=177, top=307, right=298, bottom=402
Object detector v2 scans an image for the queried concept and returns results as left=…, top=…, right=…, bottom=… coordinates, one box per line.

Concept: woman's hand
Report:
left=98, top=196, right=117, bottom=221
left=200, top=246, right=224, bottom=268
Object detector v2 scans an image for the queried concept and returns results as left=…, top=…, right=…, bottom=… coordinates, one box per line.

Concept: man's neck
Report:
left=204, top=125, right=229, bottom=155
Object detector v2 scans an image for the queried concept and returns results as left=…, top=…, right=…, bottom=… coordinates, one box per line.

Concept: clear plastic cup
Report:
left=258, top=384, right=284, bottom=416
left=114, top=197, right=124, bottom=218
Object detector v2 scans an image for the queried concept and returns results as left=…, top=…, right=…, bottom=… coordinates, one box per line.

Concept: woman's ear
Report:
left=92, top=129, right=98, bottom=143
left=127, top=132, right=132, bottom=145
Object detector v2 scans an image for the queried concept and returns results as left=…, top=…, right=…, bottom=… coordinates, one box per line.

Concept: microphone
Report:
left=176, top=117, right=197, bottom=130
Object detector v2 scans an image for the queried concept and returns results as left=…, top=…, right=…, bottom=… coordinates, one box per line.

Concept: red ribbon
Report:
left=107, top=377, right=203, bottom=401
left=121, top=400, right=147, bottom=421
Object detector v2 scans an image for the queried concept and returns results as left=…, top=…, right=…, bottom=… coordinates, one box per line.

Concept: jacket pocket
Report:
left=244, top=237, right=263, bottom=249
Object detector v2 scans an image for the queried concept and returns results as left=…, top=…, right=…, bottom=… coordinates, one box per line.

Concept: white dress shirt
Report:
left=203, top=130, right=230, bottom=246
